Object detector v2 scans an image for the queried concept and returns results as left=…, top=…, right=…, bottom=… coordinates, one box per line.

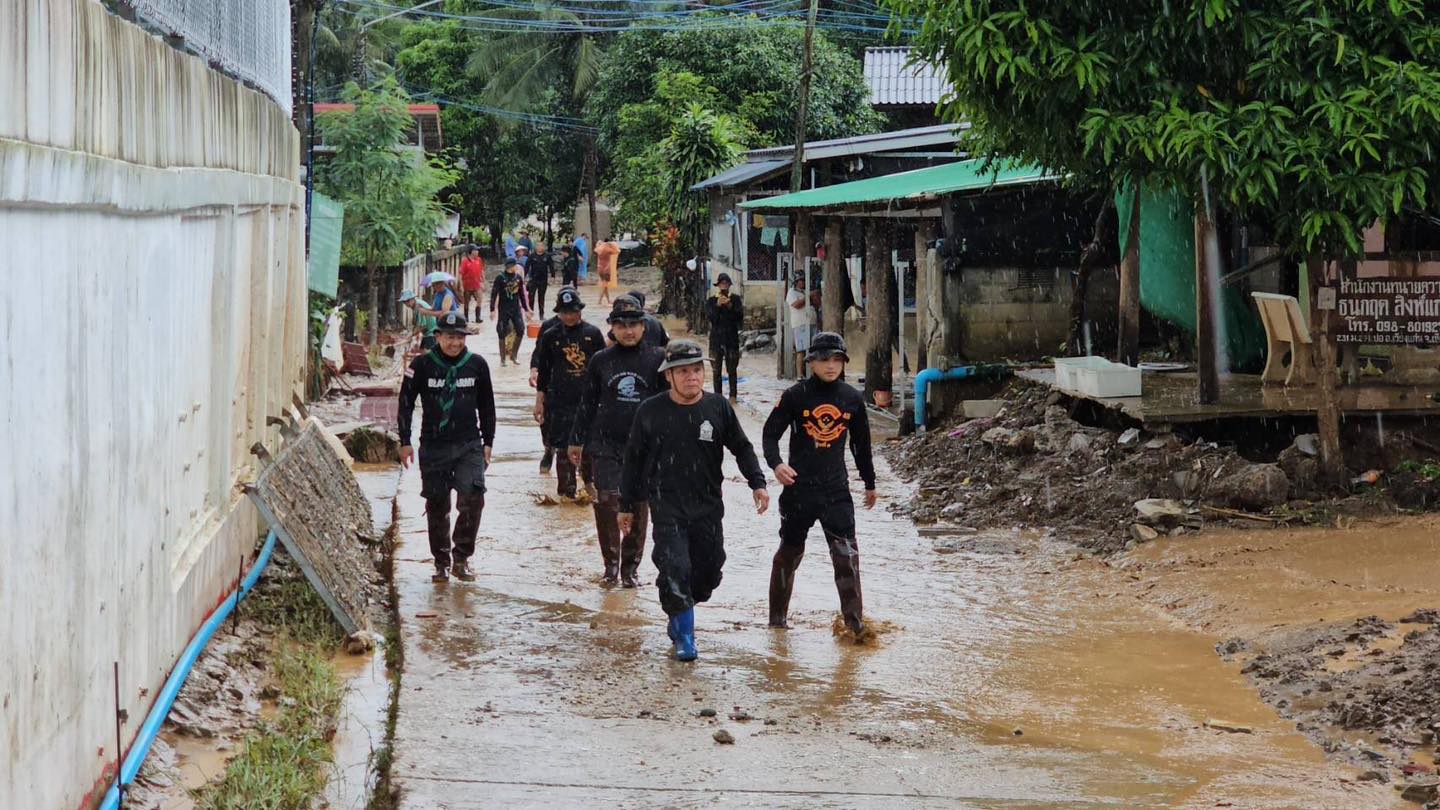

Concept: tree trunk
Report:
left=913, top=222, right=935, bottom=370
left=1307, top=254, right=1345, bottom=483
left=1195, top=209, right=1219, bottom=404
left=1070, top=199, right=1117, bottom=356
left=581, top=137, right=600, bottom=241
left=863, top=220, right=894, bottom=402
left=822, top=218, right=844, bottom=335
left=1118, top=184, right=1142, bottom=364
left=366, top=260, right=379, bottom=346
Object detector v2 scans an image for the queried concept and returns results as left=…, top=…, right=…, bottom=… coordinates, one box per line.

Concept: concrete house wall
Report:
left=0, top=2, right=305, bottom=806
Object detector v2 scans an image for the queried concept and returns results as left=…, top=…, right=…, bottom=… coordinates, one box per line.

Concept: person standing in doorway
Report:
left=786, top=274, right=814, bottom=379
left=761, top=332, right=876, bottom=638
left=398, top=312, right=497, bottom=583
left=490, top=259, right=531, bottom=366
left=570, top=295, right=667, bottom=587
left=575, top=232, right=590, bottom=282
left=594, top=238, right=621, bottom=305
left=704, top=273, right=744, bottom=401
left=459, top=245, right=486, bottom=322
left=533, top=288, right=605, bottom=500
left=527, top=242, right=553, bottom=315
left=620, top=340, right=769, bottom=661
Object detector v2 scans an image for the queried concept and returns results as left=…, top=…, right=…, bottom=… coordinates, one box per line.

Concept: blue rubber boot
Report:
left=666, top=614, right=679, bottom=643
left=673, top=608, right=698, bottom=661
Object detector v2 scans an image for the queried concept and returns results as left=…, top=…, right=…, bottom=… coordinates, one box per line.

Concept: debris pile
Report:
left=884, top=380, right=1399, bottom=553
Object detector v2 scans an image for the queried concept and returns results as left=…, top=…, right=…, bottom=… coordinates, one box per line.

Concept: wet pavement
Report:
left=387, top=284, right=1397, bottom=808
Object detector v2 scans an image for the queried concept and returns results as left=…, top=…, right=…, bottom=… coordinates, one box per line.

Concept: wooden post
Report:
left=822, top=218, right=844, bottom=336
left=938, top=198, right=965, bottom=366
left=1194, top=208, right=1220, bottom=404
left=913, top=222, right=934, bottom=370
left=863, top=220, right=894, bottom=402
left=1307, top=254, right=1345, bottom=483
left=1118, top=184, right=1142, bottom=365
left=778, top=213, right=813, bottom=378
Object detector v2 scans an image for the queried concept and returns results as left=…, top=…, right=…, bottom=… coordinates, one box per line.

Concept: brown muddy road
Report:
left=388, top=288, right=1393, bottom=808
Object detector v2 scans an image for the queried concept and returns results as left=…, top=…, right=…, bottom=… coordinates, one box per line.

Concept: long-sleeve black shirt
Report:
left=705, top=293, right=744, bottom=347
left=534, top=320, right=605, bottom=413
left=397, top=349, right=497, bottom=448
left=621, top=392, right=767, bottom=518
left=762, top=376, right=876, bottom=491
left=529, top=316, right=562, bottom=369
left=527, top=252, right=554, bottom=288
left=569, top=343, right=667, bottom=448
left=490, top=271, right=529, bottom=314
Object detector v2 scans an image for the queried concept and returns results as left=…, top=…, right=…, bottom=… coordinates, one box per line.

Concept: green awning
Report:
left=739, top=159, right=1059, bottom=212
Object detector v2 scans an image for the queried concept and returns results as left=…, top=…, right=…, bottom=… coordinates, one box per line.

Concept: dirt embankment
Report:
left=883, top=378, right=1436, bottom=554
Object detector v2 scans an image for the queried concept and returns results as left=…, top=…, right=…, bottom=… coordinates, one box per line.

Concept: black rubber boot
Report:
left=768, top=546, right=805, bottom=628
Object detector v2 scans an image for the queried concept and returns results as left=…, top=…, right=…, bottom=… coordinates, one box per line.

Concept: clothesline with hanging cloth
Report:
left=739, top=159, right=1060, bottom=214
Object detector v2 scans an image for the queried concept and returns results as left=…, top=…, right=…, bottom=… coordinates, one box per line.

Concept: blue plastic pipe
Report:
left=99, top=529, right=278, bottom=809
left=913, top=366, right=976, bottom=434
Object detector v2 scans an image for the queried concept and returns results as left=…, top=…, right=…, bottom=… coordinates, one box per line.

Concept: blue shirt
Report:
left=504, top=235, right=518, bottom=260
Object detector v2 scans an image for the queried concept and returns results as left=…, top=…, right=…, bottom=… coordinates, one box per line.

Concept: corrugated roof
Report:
left=689, top=159, right=790, bottom=191
left=738, top=159, right=1058, bottom=212
left=744, top=123, right=965, bottom=162
left=863, top=47, right=951, bottom=107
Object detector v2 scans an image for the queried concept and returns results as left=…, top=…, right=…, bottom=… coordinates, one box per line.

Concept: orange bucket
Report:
left=526, top=321, right=541, bottom=339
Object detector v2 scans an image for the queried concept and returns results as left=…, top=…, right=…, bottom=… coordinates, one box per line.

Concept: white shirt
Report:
left=787, top=288, right=813, bottom=327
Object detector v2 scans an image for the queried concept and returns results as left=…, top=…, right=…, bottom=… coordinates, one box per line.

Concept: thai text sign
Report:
left=1335, top=277, right=1440, bottom=344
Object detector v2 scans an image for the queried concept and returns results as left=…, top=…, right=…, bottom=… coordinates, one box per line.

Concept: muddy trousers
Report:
left=769, top=488, right=862, bottom=631
left=554, top=444, right=593, bottom=498
left=593, top=493, right=649, bottom=579
left=710, top=340, right=740, bottom=399
left=419, top=438, right=488, bottom=570
left=496, top=308, right=525, bottom=361
left=651, top=513, right=726, bottom=617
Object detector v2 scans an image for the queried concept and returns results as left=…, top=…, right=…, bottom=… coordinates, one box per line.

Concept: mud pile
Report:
left=1221, top=613, right=1440, bottom=797
left=884, top=379, right=1401, bottom=553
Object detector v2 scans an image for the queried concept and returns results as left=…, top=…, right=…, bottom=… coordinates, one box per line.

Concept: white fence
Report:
left=0, top=1, right=304, bottom=806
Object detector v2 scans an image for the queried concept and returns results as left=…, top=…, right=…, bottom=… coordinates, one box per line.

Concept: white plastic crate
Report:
left=1053, top=356, right=1111, bottom=390
left=1072, top=362, right=1142, bottom=397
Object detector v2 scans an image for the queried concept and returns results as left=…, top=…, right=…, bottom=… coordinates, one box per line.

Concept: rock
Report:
left=961, top=400, right=1005, bottom=419
left=1209, top=463, right=1290, bottom=510
left=940, top=502, right=966, bottom=519
left=1294, top=433, right=1320, bottom=456
left=978, top=426, right=1035, bottom=453
left=1358, top=770, right=1388, bottom=783
left=1011, top=727, right=1023, bottom=736
left=1401, top=782, right=1439, bottom=803
left=1276, top=446, right=1319, bottom=498
left=713, top=729, right=735, bottom=744
left=1130, top=523, right=1160, bottom=543
left=1135, top=498, right=1188, bottom=526
left=1171, top=470, right=1201, bottom=497
left=1118, top=428, right=1142, bottom=448
left=1067, top=433, right=1093, bottom=455
left=1400, top=608, right=1440, bottom=624
left=699, top=708, right=717, bottom=718
left=1203, top=719, right=1253, bottom=734
left=1406, top=764, right=1436, bottom=777
left=344, top=631, right=377, bottom=654
left=729, top=711, right=753, bottom=722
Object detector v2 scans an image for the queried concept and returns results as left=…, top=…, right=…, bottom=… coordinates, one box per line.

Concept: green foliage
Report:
left=1396, top=459, right=1440, bottom=481
left=664, top=103, right=743, bottom=242
left=316, top=77, right=458, bottom=270
left=885, top=0, right=1440, bottom=255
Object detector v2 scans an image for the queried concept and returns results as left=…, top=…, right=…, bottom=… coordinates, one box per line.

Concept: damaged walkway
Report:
left=387, top=284, right=1395, bottom=808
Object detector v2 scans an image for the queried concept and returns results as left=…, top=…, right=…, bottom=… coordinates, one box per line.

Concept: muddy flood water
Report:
left=380, top=294, right=1406, bottom=809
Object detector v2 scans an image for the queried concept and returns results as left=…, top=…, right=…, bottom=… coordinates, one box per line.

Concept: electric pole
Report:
left=789, top=0, right=819, bottom=195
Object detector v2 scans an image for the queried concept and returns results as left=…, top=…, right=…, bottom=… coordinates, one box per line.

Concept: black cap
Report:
left=504, top=259, right=518, bottom=268
left=807, top=331, right=848, bottom=361
left=714, top=273, right=733, bottom=287
left=627, top=289, right=647, bottom=307
left=554, top=288, right=585, bottom=312
left=658, top=339, right=707, bottom=372
left=436, top=312, right=469, bottom=334
left=607, top=295, right=645, bottom=323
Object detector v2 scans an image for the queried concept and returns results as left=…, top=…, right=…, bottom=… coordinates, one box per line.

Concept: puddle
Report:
left=323, top=647, right=390, bottom=809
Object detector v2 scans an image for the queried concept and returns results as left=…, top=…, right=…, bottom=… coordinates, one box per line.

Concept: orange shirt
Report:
left=595, top=241, right=621, bottom=285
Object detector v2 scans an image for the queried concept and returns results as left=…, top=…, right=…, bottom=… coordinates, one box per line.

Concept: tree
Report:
left=317, top=78, right=457, bottom=344
left=659, top=103, right=744, bottom=319
left=887, top=0, right=1440, bottom=480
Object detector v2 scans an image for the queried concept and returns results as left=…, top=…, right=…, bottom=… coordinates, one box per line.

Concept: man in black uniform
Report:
left=704, top=273, right=744, bottom=401
left=569, top=296, right=666, bottom=587
left=527, top=242, right=554, bottom=315
left=533, top=288, right=605, bottom=499
left=761, top=332, right=877, bottom=637
left=529, top=286, right=573, bottom=475
left=620, top=340, right=770, bottom=661
left=625, top=289, right=672, bottom=348
left=560, top=246, right=580, bottom=287
left=489, top=259, right=531, bottom=366
left=397, top=312, right=497, bottom=583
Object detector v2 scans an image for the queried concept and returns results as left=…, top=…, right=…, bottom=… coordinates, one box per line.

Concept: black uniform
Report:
left=534, top=319, right=605, bottom=496
left=705, top=292, right=744, bottom=398
left=621, top=392, right=767, bottom=616
left=561, top=253, right=580, bottom=287
left=527, top=251, right=554, bottom=313
left=761, top=376, right=875, bottom=631
left=398, top=349, right=497, bottom=570
left=606, top=314, right=670, bottom=350
left=571, top=343, right=667, bottom=579
left=490, top=271, right=529, bottom=360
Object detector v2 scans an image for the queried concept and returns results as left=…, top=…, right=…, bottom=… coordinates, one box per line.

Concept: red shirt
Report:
left=460, top=256, right=486, bottom=290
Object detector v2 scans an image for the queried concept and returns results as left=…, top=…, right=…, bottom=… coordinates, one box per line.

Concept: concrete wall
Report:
left=957, top=267, right=1072, bottom=360
left=0, top=2, right=304, bottom=807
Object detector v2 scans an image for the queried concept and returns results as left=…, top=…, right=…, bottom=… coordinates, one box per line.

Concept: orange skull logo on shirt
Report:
left=802, top=404, right=850, bottom=448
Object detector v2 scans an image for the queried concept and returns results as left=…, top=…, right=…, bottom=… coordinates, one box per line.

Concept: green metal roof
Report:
left=739, top=159, right=1058, bottom=212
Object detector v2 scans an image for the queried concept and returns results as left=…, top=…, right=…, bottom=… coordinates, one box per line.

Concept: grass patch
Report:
left=196, top=555, right=346, bottom=810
